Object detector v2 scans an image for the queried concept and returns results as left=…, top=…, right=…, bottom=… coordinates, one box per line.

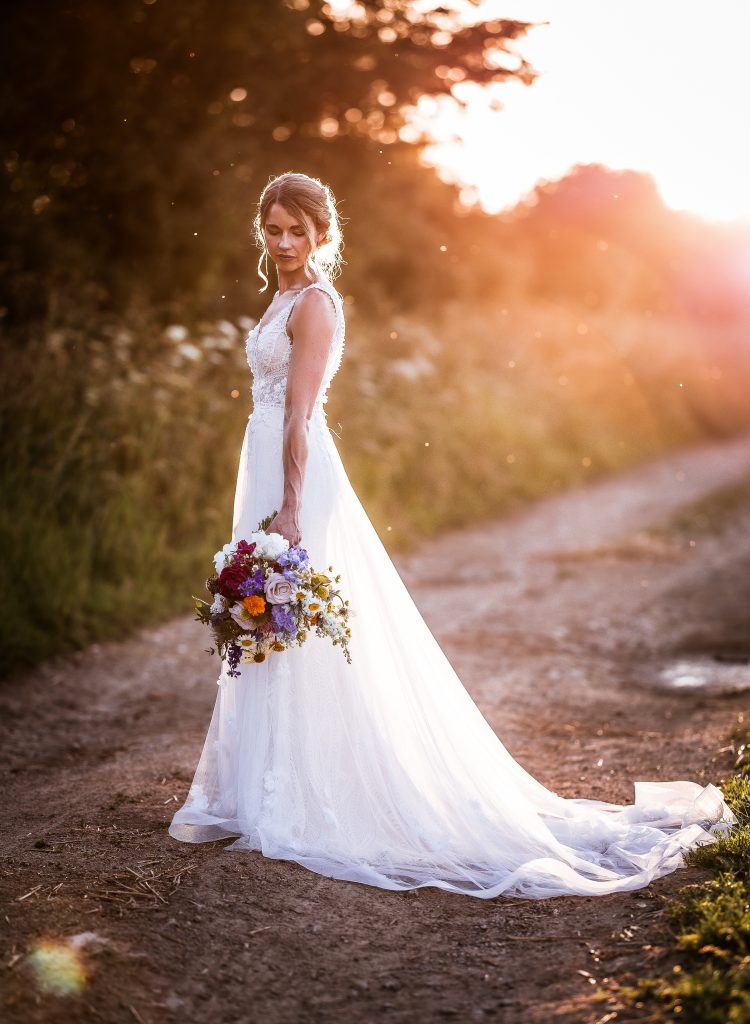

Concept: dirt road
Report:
left=3, top=430, right=750, bottom=1024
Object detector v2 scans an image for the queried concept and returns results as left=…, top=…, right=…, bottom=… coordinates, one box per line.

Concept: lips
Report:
left=278, top=254, right=295, bottom=261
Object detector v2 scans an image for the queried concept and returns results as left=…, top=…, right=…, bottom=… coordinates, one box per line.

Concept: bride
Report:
left=169, top=171, right=734, bottom=899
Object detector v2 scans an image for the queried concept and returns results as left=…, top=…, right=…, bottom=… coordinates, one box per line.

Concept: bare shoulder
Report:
left=287, top=285, right=337, bottom=342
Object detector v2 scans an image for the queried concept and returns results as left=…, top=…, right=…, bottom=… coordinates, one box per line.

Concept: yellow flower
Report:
left=243, top=595, right=266, bottom=615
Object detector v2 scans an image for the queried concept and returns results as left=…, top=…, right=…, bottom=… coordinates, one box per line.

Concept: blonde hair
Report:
left=253, top=171, right=345, bottom=292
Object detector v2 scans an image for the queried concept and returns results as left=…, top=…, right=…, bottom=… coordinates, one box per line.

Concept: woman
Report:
left=169, top=171, right=734, bottom=900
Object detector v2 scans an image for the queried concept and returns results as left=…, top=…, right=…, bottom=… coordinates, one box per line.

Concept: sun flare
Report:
left=406, top=0, right=750, bottom=225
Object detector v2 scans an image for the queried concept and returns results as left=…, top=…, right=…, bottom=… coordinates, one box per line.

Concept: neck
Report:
left=277, top=267, right=321, bottom=294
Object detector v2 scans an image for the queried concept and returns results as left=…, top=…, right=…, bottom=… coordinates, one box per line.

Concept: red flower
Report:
left=233, top=539, right=257, bottom=562
left=218, top=563, right=250, bottom=600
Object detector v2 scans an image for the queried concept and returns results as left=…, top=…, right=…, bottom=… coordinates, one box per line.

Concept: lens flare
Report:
left=26, top=938, right=89, bottom=996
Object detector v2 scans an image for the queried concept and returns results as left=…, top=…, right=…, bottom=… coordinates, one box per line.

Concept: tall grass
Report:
left=1, top=314, right=247, bottom=672
left=334, top=298, right=750, bottom=541
left=2, top=297, right=750, bottom=675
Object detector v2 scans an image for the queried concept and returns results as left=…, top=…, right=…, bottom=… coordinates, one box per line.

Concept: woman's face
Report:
left=263, top=202, right=324, bottom=274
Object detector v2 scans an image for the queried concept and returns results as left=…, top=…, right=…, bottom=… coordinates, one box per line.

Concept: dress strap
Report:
left=283, top=278, right=340, bottom=341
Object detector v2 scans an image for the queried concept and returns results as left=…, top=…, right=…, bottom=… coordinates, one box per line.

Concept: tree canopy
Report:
left=0, top=0, right=542, bottom=325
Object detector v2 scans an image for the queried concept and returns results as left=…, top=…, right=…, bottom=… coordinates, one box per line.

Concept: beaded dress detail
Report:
left=169, top=271, right=734, bottom=900
left=245, top=276, right=344, bottom=418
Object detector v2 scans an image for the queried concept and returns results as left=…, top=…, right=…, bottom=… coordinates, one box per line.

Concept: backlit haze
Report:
left=398, top=0, right=750, bottom=225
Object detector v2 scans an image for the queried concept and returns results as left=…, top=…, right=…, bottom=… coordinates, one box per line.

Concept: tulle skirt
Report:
left=168, top=402, right=735, bottom=899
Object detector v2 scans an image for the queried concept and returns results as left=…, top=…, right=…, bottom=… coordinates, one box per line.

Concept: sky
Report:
left=405, top=0, right=750, bottom=225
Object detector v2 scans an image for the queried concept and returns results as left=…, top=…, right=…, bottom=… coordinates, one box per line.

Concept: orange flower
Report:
left=243, top=595, right=266, bottom=615
left=310, top=612, right=320, bottom=625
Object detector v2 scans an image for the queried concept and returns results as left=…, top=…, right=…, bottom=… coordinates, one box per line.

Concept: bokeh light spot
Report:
left=26, top=940, right=88, bottom=996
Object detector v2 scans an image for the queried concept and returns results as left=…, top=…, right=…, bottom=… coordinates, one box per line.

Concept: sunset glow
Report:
left=405, top=0, right=750, bottom=224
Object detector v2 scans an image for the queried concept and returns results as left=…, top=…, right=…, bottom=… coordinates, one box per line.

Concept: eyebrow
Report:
left=266, top=220, right=304, bottom=229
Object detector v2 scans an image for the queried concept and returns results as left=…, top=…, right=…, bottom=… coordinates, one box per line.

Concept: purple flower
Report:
left=271, top=604, right=297, bottom=634
left=277, top=545, right=309, bottom=569
left=238, top=567, right=265, bottom=596
left=226, top=640, right=242, bottom=678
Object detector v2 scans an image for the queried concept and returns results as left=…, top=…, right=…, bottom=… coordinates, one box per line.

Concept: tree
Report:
left=0, top=0, right=542, bottom=326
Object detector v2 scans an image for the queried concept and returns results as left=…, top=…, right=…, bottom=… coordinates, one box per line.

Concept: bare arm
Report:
left=268, top=288, right=337, bottom=546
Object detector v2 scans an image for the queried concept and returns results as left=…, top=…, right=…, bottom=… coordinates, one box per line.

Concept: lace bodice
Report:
left=245, top=276, right=345, bottom=416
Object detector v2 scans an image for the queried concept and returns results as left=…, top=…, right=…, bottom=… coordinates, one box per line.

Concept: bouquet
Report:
left=193, top=511, right=352, bottom=677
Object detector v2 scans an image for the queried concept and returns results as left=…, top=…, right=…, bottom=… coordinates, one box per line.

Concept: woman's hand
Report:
left=268, top=505, right=301, bottom=547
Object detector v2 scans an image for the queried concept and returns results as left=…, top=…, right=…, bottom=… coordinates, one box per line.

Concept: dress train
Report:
left=169, top=273, right=734, bottom=900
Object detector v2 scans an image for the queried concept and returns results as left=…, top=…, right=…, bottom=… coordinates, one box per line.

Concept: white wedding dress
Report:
left=169, top=270, right=735, bottom=899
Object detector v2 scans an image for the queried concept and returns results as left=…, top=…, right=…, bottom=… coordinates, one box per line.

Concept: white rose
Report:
left=229, top=601, right=257, bottom=630
left=248, top=530, right=290, bottom=561
left=264, top=572, right=294, bottom=605
left=213, top=540, right=238, bottom=573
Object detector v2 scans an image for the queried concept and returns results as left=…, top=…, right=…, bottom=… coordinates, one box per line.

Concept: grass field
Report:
left=2, top=297, right=749, bottom=674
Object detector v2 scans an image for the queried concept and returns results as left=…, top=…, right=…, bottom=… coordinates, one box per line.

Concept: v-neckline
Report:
left=256, top=280, right=323, bottom=334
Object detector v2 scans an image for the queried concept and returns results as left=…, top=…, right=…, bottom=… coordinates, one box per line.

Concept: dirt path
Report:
left=3, top=430, right=750, bottom=1024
